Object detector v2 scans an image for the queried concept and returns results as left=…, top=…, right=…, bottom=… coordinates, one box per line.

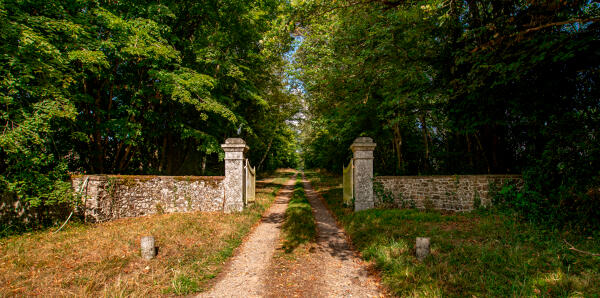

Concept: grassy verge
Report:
left=305, top=170, right=600, bottom=297
left=0, top=170, right=293, bottom=296
left=281, top=178, right=317, bottom=253
left=266, top=176, right=318, bottom=296
left=257, top=168, right=297, bottom=181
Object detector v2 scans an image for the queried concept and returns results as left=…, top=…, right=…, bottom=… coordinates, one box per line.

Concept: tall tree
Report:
left=0, top=0, right=300, bottom=226
left=294, top=0, right=600, bottom=229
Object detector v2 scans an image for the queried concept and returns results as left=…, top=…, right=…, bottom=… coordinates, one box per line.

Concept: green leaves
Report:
left=296, top=0, right=447, bottom=173
left=296, top=0, right=600, bottom=230
left=0, top=0, right=299, bottom=224
left=68, top=50, right=110, bottom=70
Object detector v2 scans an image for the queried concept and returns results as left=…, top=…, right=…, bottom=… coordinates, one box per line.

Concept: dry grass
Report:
left=0, top=170, right=293, bottom=297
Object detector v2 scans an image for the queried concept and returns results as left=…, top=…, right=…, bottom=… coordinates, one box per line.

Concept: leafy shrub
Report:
left=494, top=171, right=600, bottom=232
left=373, top=181, right=395, bottom=208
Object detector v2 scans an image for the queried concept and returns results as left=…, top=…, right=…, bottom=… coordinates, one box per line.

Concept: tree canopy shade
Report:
left=1, top=0, right=599, bottom=232
left=294, top=0, right=600, bottom=230
left=0, top=0, right=300, bottom=217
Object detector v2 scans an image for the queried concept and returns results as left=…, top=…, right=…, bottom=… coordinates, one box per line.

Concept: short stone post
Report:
left=416, top=237, right=430, bottom=261
left=221, top=138, right=248, bottom=213
left=141, top=236, right=156, bottom=260
left=351, top=137, right=376, bottom=211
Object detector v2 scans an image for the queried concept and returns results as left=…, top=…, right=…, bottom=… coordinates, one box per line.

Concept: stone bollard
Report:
left=416, top=237, right=430, bottom=261
left=141, top=236, right=156, bottom=260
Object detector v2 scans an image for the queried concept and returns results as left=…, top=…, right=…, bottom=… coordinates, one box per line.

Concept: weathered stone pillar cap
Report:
left=350, top=137, right=376, bottom=151
left=225, top=138, right=245, bottom=144
left=221, top=138, right=249, bottom=152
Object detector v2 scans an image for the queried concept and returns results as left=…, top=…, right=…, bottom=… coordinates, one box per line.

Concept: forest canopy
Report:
left=0, top=0, right=300, bottom=212
left=294, top=0, right=600, bottom=230
left=1, top=0, right=599, bottom=231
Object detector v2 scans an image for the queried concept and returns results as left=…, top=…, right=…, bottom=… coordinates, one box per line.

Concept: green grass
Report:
left=257, top=169, right=296, bottom=181
left=305, top=170, right=600, bottom=297
left=281, top=179, right=317, bottom=253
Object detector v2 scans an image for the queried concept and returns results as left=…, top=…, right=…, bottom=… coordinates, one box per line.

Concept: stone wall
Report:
left=374, top=175, right=522, bottom=211
left=72, top=175, right=225, bottom=222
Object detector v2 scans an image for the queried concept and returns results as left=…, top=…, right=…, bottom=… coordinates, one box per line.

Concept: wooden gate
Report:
left=245, top=159, right=256, bottom=204
left=343, top=160, right=353, bottom=206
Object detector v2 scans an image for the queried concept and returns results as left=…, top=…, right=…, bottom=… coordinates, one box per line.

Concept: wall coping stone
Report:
left=71, top=175, right=225, bottom=181
left=376, top=174, right=521, bottom=179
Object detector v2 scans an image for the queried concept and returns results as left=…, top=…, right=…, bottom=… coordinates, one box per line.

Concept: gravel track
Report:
left=265, top=175, right=383, bottom=297
left=298, top=174, right=382, bottom=297
left=198, top=175, right=297, bottom=298
left=200, top=173, right=382, bottom=297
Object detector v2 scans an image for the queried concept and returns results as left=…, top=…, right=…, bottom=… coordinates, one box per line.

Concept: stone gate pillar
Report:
left=221, top=138, right=248, bottom=213
left=351, top=137, right=376, bottom=211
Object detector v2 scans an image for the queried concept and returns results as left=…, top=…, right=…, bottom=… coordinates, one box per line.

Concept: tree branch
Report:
left=564, top=239, right=600, bottom=256
left=473, top=17, right=600, bottom=52
left=298, top=0, right=407, bottom=22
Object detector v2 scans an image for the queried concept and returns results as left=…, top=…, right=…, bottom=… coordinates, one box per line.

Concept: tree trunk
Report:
left=392, top=122, right=403, bottom=173
left=166, top=133, right=175, bottom=175
left=474, top=132, right=491, bottom=174
left=175, top=143, right=191, bottom=174
left=92, top=83, right=104, bottom=173
left=491, top=126, right=499, bottom=171
left=466, top=133, right=473, bottom=168
left=159, top=135, right=168, bottom=173
left=117, top=144, right=132, bottom=172
left=257, top=136, right=273, bottom=170
left=420, top=114, right=430, bottom=172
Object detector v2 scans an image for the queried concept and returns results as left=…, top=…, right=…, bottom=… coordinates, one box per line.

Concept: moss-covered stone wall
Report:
left=374, top=175, right=522, bottom=211
left=72, top=175, right=225, bottom=222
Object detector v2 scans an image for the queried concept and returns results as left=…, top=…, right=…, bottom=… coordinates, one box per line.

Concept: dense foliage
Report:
left=2, top=0, right=599, bottom=231
left=295, top=0, right=600, bottom=230
left=0, top=0, right=299, bottom=225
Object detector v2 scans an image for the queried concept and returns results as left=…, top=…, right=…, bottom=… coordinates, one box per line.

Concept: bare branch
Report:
left=473, top=17, right=600, bottom=52
left=564, top=239, right=600, bottom=256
